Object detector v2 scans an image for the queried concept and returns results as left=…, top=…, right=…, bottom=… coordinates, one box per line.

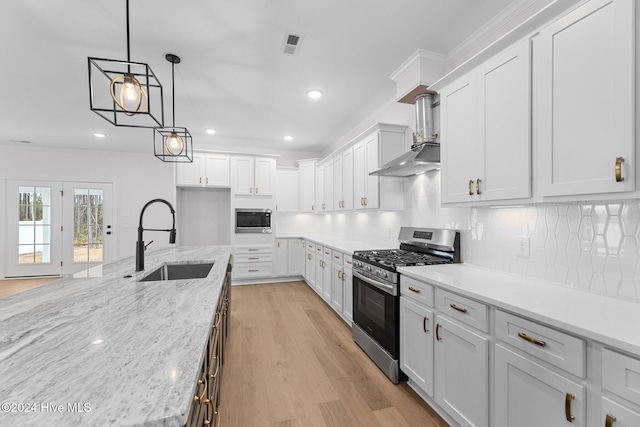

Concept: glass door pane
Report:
left=17, top=186, right=52, bottom=264
left=73, top=188, right=104, bottom=263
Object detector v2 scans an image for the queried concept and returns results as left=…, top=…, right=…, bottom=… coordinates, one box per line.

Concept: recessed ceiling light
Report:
left=91, top=339, right=104, bottom=345
left=307, top=89, right=323, bottom=99
left=93, top=132, right=106, bottom=138
left=205, top=128, right=216, bottom=135
left=284, top=135, right=293, bottom=141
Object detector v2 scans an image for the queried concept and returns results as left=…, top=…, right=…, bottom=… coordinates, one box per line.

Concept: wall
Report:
left=177, top=188, right=231, bottom=246
left=0, top=144, right=176, bottom=278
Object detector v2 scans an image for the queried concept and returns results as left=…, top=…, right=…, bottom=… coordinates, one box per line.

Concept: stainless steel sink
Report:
left=139, top=262, right=214, bottom=282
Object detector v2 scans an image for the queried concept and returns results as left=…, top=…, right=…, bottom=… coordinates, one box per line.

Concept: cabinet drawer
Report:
left=436, top=289, right=488, bottom=333
left=495, top=310, right=585, bottom=378
left=305, top=241, right=315, bottom=251
left=316, top=245, right=323, bottom=255
left=234, top=245, right=272, bottom=255
left=603, top=349, right=640, bottom=405
left=332, top=251, right=344, bottom=264
left=400, top=276, right=434, bottom=307
left=344, top=254, right=353, bottom=267
left=234, top=253, right=273, bottom=263
left=602, top=397, right=640, bottom=427
left=322, top=247, right=332, bottom=258
left=233, top=263, right=273, bottom=279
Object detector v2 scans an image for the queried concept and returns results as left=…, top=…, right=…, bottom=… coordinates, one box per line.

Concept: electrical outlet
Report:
left=516, top=236, right=530, bottom=258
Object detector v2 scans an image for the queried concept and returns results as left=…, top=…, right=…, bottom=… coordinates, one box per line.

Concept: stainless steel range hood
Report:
left=370, top=93, right=440, bottom=177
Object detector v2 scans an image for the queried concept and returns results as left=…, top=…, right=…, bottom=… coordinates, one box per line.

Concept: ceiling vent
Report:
left=282, top=33, right=303, bottom=55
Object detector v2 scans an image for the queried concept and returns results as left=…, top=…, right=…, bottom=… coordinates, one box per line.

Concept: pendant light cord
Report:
left=125, top=0, right=131, bottom=62
left=171, top=61, right=176, bottom=129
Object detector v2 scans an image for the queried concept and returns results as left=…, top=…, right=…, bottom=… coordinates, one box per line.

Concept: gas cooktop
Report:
left=353, top=249, right=451, bottom=269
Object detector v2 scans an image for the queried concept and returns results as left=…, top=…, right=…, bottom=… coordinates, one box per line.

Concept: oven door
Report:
left=352, top=271, right=398, bottom=358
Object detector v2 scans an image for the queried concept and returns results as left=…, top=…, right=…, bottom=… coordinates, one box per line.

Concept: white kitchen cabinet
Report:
left=275, top=168, right=298, bottom=212
left=287, top=239, right=303, bottom=276
left=177, top=152, right=230, bottom=187
left=495, top=344, right=586, bottom=427
left=304, top=247, right=315, bottom=288
left=321, top=246, right=332, bottom=302
left=400, top=296, right=435, bottom=397
left=536, top=0, right=635, bottom=197
left=353, top=124, right=406, bottom=211
left=342, top=257, right=353, bottom=324
left=435, top=314, right=489, bottom=427
left=324, top=160, right=334, bottom=212
left=331, top=260, right=343, bottom=314
left=441, top=39, right=531, bottom=204
left=231, top=156, right=276, bottom=196
left=275, top=239, right=287, bottom=277
left=315, top=162, right=325, bottom=213
left=602, top=397, right=640, bottom=427
left=232, top=245, right=273, bottom=280
left=334, top=148, right=354, bottom=211
left=298, top=161, right=316, bottom=213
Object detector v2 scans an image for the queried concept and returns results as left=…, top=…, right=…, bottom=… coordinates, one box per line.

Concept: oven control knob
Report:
left=382, top=271, right=388, bottom=278
left=366, top=265, right=371, bottom=272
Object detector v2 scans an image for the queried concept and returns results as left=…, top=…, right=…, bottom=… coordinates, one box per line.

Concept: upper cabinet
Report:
left=176, top=152, right=230, bottom=187
left=316, top=160, right=334, bottom=213
left=334, top=147, right=354, bottom=211
left=231, top=156, right=276, bottom=196
left=298, top=160, right=316, bottom=213
left=535, top=0, right=635, bottom=197
left=441, top=39, right=531, bottom=204
left=353, top=124, right=406, bottom=211
left=276, top=168, right=298, bottom=212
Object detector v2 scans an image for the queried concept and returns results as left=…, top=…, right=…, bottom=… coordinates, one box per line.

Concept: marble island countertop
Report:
left=0, top=245, right=232, bottom=427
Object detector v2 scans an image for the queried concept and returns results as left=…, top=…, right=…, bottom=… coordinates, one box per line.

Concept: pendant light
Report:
left=88, top=0, right=164, bottom=128
left=153, top=54, right=193, bottom=163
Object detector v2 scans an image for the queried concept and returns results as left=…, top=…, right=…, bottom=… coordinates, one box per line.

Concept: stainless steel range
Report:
left=352, top=227, right=460, bottom=383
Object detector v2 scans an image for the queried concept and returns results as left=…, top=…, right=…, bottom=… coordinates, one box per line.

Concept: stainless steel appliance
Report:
left=235, top=208, right=272, bottom=233
left=352, top=227, right=460, bottom=383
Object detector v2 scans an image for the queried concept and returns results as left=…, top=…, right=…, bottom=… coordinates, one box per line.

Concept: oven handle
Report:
left=353, top=270, right=396, bottom=296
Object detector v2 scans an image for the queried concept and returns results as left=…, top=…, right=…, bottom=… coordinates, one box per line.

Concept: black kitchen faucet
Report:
left=135, top=199, right=176, bottom=271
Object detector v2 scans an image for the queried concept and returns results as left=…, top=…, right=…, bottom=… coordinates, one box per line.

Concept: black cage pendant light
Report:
left=153, top=54, right=193, bottom=163
left=88, top=0, right=164, bottom=128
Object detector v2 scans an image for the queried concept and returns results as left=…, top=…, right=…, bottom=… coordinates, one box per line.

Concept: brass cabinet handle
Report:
left=423, top=316, right=429, bottom=333
left=248, top=249, right=259, bottom=251
left=193, top=376, right=208, bottom=403
left=312, top=204, right=314, bottom=210
left=199, top=177, right=202, bottom=184
left=338, top=271, right=343, bottom=279
left=206, top=177, right=209, bottom=184
left=615, top=157, right=624, bottom=182
left=436, top=323, right=442, bottom=341
left=476, top=178, right=481, bottom=195
left=248, top=257, right=259, bottom=260
left=450, top=303, right=468, bottom=313
left=408, top=286, right=421, bottom=293
left=606, top=414, right=616, bottom=427
left=277, top=242, right=280, bottom=248
left=256, top=187, right=259, bottom=193
left=364, top=197, right=367, bottom=205
left=334, top=255, right=340, bottom=259
left=360, top=197, right=364, bottom=206
left=204, top=406, right=219, bottom=426
left=212, top=312, right=222, bottom=330
left=518, top=332, right=547, bottom=347
left=250, top=187, right=253, bottom=193
left=346, top=260, right=352, bottom=265
left=209, top=358, right=220, bottom=381
left=468, top=179, right=474, bottom=195
left=248, top=269, right=259, bottom=272
left=565, top=393, right=575, bottom=422
left=308, top=254, right=311, bottom=260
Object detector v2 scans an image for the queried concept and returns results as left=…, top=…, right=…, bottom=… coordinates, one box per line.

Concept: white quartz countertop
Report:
left=276, top=234, right=392, bottom=254
left=397, top=264, right=640, bottom=356
left=0, top=245, right=232, bottom=427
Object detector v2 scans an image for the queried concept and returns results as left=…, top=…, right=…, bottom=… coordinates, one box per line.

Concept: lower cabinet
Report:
left=400, top=296, right=434, bottom=397
left=435, top=315, right=489, bottom=427
left=342, top=255, right=353, bottom=325
left=275, top=238, right=303, bottom=277
left=304, top=248, right=315, bottom=288
left=321, top=247, right=332, bottom=302
left=186, top=265, right=230, bottom=427
left=602, top=397, right=640, bottom=427
left=331, top=261, right=343, bottom=313
left=233, top=245, right=272, bottom=280
left=494, top=344, right=586, bottom=427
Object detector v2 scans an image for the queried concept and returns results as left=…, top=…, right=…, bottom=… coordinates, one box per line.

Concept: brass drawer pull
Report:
left=248, top=269, right=259, bottom=272
left=450, top=303, right=468, bottom=313
left=248, top=257, right=259, bottom=260
left=338, top=271, right=343, bottom=279
left=565, top=393, right=575, bottom=422
left=199, top=177, right=202, bottom=184
left=518, top=332, right=546, bottom=347
left=250, top=187, right=253, bottom=193
left=363, top=197, right=367, bottom=205
left=468, top=179, right=474, bottom=195
left=615, top=157, right=624, bottom=182
left=209, top=359, right=220, bottom=381
left=206, top=177, right=209, bottom=184
left=335, top=255, right=340, bottom=259
left=212, top=312, right=222, bottom=329
left=346, top=260, right=352, bottom=265
left=476, top=178, right=481, bottom=195
left=436, top=323, right=442, bottom=341
left=606, top=414, right=616, bottom=427
left=308, top=254, right=311, bottom=260
left=193, top=376, right=208, bottom=403
left=248, top=249, right=259, bottom=252
left=408, top=286, right=421, bottom=293
left=256, top=187, right=258, bottom=194
left=423, top=316, right=429, bottom=333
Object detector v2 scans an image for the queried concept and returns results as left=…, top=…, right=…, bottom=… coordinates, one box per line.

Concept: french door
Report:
left=5, top=180, right=113, bottom=277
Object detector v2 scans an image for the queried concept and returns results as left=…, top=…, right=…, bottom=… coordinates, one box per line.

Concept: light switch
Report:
left=516, top=236, right=530, bottom=258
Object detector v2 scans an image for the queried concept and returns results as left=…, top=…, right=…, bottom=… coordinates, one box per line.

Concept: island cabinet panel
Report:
left=536, top=0, right=635, bottom=197
left=187, top=270, right=229, bottom=427
left=494, top=344, right=586, bottom=427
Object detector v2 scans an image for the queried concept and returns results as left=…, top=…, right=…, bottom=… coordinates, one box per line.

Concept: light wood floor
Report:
left=219, top=281, right=448, bottom=427
left=0, top=277, right=61, bottom=299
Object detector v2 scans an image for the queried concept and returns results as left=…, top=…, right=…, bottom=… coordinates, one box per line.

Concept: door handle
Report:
left=606, top=414, right=616, bottom=427
left=615, top=157, right=624, bottom=182
left=518, top=332, right=546, bottom=347
left=565, top=393, right=575, bottom=422
left=256, top=187, right=259, bottom=194
left=436, top=323, right=442, bottom=341
left=468, top=179, right=474, bottom=195
left=476, top=178, right=481, bottom=195
left=423, top=316, right=429, bottom=333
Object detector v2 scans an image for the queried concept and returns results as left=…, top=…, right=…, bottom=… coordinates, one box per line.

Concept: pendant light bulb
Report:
left=122, top=78, right=139, bottom=101
left=165, top=132, right=185, bottom=156
left=109, top=74, right=147, bottom=115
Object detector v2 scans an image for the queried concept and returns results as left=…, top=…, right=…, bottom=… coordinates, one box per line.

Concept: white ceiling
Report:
left=0, top=0, right=515, bottom=156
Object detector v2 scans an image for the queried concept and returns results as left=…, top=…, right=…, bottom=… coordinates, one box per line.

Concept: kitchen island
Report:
left=0, top=245, right=232, bottom=426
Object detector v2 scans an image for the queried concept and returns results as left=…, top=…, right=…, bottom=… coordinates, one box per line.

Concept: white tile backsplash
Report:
left=277, top=170, right=640, bottom=303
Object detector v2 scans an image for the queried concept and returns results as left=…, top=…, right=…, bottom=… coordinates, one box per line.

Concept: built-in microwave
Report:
left=235, top=208, right=272, bottom=233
